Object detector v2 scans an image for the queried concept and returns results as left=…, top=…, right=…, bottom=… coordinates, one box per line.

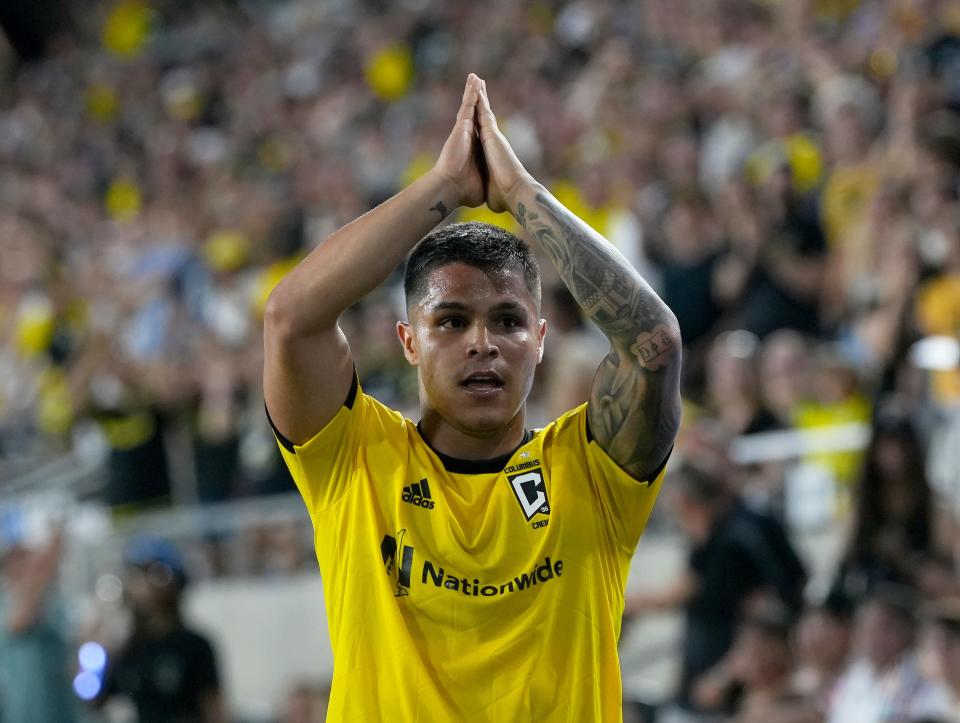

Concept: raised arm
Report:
left=263, top=75, right=486, bottom=444
left=475, top=80, right=681, bottom=480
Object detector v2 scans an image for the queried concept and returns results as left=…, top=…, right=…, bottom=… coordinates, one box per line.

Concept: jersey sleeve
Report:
left=571, top=404, right=669, bottom=552
left=267, top=372, right=397, bottom=517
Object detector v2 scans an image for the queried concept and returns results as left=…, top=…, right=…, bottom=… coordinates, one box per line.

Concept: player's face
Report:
left=399, top=262, right=546, bottom=435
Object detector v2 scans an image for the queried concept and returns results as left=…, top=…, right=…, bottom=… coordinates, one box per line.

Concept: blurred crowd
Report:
left=2, top=0, right=960, bottom=720
left=624, top=438, right=960, bottom=722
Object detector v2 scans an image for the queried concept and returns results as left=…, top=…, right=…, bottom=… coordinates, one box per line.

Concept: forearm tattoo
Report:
left=517, top=193, right=680, bottom=479
left=429, top=201, right=448, bottom=221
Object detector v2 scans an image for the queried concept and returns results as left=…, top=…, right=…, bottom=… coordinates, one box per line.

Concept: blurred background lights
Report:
left=94, top=573, right=123, bottom=603
left=73, top=671, right=101, bottom=701
left=910, top=336, right=960, bottom=371
left=78, top=641, right=107, bottom=673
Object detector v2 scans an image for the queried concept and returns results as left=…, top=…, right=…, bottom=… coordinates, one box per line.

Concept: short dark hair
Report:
left=404, top=222, right=541, bottom=311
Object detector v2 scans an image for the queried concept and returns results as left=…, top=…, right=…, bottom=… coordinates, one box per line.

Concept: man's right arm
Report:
left=263, top=75, right=484, bottom=445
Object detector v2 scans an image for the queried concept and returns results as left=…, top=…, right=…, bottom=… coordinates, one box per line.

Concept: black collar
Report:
left=415, top=423, right=532, bottom=474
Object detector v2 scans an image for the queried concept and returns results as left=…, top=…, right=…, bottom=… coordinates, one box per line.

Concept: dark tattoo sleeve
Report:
left=517, top=193, right=681, bottom=481
left=429, top=201, right=448, bottom=221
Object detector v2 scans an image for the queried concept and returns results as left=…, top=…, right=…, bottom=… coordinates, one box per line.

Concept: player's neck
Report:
left=419, top=408, right=527, bottom=462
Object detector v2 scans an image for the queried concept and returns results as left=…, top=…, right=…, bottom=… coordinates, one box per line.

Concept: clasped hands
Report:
left=431, top=73, right=537, bottom=215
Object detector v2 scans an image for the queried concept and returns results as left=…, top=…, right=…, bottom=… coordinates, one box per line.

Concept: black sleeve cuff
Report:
left=584, top=415, right=673, bottom=484
left=265, top=368, right=359, bottom=454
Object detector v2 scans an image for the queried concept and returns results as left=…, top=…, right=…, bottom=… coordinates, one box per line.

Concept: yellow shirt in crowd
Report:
left=916, top=273, right=960, bottom=403
left=273, top=375, right=665, bottom=722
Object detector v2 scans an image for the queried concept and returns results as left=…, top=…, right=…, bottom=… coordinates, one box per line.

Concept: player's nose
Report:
left=465, top=322, right=499, bottom=358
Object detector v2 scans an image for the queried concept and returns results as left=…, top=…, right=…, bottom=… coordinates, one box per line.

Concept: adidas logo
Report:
left=401, top=478, right=435, bottom=510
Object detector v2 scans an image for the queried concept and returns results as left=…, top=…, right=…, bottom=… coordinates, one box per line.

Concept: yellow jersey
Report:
left=273, top=374, right=666, bottom=722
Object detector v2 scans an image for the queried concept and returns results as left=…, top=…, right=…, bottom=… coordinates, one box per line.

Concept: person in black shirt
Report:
left=658, top=195, right=725, bottom=350
left=98, top=538, right=226, bottom=723
left=713, top=166, right=826, bottom=340
left=625, top=457, right=806, bottom=718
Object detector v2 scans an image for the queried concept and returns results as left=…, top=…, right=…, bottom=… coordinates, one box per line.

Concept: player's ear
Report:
left=537, top=318, right=547, bottom=363
left=397, top=321, right=419, bottom=365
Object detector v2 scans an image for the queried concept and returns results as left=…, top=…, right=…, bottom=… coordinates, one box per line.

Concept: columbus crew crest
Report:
left=507, top=469, right=550, bottom=521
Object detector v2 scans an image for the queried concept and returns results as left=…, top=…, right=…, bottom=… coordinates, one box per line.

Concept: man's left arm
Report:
left=476, top=80, right=681, bottom=481
left=515, top=186, right=681, bottom=480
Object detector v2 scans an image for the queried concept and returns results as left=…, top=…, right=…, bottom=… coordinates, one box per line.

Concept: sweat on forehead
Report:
left=403, top=221, right=541, bottom=311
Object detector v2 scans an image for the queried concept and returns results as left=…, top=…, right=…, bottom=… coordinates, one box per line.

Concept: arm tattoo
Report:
left=429, top=201, right=448, bottom=221
left=631, top=328, right=675, bottom=371
left=518, top=193, right=681, bottom=480
left=516, top=201, right=527, bottom=230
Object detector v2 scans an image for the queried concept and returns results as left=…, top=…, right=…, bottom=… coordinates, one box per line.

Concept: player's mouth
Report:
left=459, top=370, right=505, bottom=398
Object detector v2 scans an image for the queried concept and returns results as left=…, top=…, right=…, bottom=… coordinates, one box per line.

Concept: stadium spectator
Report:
left=702, top=330, right=779, bottom=437
left=792, top=348, right=872, bottom=487
left=97, top=537, right=226, bottom=723
left=625, top=455, right=806, bottom=718
left=692, top=603, right=818, bottom=723
left=793, top=592, right=855, bottom=717
left=657, top=194, right=725, bottom=352
left=0, top=526, right=78, bottom=723
left=834, top=416, right=937, bottom=602
left=722, top=163, right=827, bottom=340
left=827, top=585, right=952, bottom=723
left=757, top=330, right=817, bottom=429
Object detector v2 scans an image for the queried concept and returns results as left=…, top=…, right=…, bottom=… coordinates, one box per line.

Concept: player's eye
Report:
left=439, top=317, right=466, bottom=329
left=498, top=315, right=522, bottom=329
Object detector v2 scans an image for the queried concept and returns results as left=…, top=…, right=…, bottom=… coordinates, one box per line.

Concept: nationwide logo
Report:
left=505, top=465, right=549, bottom=521
left=380, top=530, right=413, bottom=597
left=422, top=556, right=563, bottom=597
left=378, top=532, right=564, bottom=599
left=401, top=478, right=435, bottom=510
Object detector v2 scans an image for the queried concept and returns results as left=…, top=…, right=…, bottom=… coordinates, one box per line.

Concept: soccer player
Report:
left=264, top=74, right=681, bottom=721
